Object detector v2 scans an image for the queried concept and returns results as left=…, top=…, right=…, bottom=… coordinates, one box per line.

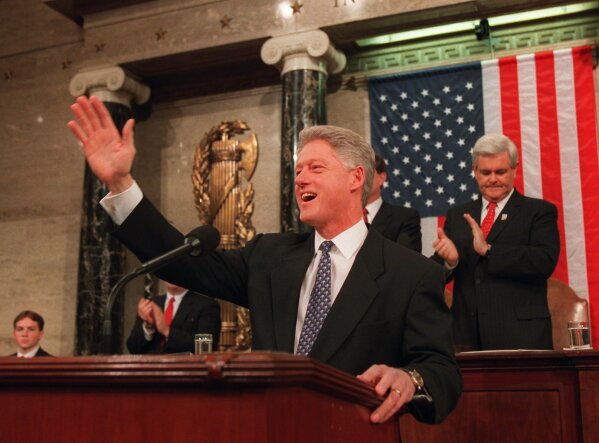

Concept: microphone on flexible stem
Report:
left=101, top=225, right=220, bottom=354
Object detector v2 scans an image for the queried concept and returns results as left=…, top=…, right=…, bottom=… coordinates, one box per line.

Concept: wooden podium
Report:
left=0, top=352, right=399, bottom=442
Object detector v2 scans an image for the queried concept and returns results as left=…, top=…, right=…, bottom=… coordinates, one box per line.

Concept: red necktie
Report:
left=160, top=297, right=176, bottom=348
left=164, top=297, right=175, bottom=327
left=363, top=208, right=369, bottom=224
left=481, top=202, right=497, bottom=239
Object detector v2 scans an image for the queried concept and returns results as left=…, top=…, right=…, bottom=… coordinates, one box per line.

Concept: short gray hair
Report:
left=298, top=125, right=375, bottom=206
left=472, top=133, right=519, bottom=168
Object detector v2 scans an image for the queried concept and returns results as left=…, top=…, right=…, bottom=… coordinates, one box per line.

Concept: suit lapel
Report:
left=154, top=295, right=167, bottom=313
left=170, top=293, right=194, bottom=327
left=370, top=202, right=390, bottom=231
left=271, top=235, right=315, bottom=353
left=309, top=231, right=384, bottom=363
left=466, top=199, right=481, bottom=222
left=486, top=190, right=523, bottom=242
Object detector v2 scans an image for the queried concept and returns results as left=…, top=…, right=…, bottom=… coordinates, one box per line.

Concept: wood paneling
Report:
left=402, top=350, right=599, bottom=443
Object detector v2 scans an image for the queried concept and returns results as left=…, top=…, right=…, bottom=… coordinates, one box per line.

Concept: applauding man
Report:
left=433, top=133, right=560, bottom=351
left=127, top=281, right=220, bottom=354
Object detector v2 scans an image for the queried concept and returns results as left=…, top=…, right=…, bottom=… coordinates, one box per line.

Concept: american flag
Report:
left=369, top=63, right=483, bottom=219
left=369, top=45, right=599, bottom=346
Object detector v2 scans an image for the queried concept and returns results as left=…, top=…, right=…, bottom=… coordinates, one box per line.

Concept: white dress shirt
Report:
left=480, top=188, right=514, bottom=224
left=294, top=220, right=368, bottom=352
left=17, top=345, right=40, bottom=358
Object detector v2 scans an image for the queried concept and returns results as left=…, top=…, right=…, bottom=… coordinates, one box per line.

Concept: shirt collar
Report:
left=314, top=220, right=368, bottom=259
left=166, top=290, right=188, bottom=302
left=164, top=290, right=189, bottom=309
left=365, top=197, right=383, bottom=218
left=17, top=344, right=40, bottom=358
left=482, top=188, right=515, bottom=212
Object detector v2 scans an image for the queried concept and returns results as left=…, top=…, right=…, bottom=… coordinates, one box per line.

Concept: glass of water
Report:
left=567, top=321, right=591, bottom=349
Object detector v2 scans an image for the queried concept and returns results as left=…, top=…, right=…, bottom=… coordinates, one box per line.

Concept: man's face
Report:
left=474, top=151, right=516, bottom=203
left=13, top=317, right=44, bottom=353
left=295, top=139, right=363, bottom=237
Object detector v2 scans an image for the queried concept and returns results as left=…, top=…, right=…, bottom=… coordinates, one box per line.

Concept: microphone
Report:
left=101, top=225, right=220, bottom=354
left=134, top=225, right=221, bottom=286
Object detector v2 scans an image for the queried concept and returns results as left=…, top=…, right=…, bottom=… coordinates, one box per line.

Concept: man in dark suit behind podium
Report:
left=432, top=133, right=559, bottom=351
left=68, top=96, right=461, bottom=425
left=366, top=154, right=422, bottom=252
left=127, top=281, right=220, bottom=354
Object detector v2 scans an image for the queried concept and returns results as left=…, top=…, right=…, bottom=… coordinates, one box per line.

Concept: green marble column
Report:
left=280, top=69, right=327, bottom=233
left=261, top=30, right=346, bottom=233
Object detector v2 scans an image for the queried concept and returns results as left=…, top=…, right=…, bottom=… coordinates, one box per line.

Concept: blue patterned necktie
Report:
left=297, top=240, right=334, bottom=355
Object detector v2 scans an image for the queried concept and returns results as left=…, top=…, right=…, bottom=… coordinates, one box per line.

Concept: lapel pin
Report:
left=501, top=214, right=508, bottom=221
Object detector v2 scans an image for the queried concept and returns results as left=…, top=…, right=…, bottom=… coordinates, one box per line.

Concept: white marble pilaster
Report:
left=261, top=29, right=346, bottom=76
left=69, top=66, right=151, bottom=107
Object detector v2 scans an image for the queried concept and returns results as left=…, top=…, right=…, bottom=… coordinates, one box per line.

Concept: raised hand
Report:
left=463, top=213, right=490, bottom=256
left=67, top=95, right=136, bottom=193
left=433, top=227, right=459, bottom=267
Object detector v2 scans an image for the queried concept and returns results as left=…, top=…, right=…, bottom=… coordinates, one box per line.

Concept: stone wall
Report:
left=0, top=1, right=86, bottom=355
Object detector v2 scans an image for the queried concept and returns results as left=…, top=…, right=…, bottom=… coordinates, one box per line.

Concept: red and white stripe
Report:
left=422, top=46, right=599, bottom=346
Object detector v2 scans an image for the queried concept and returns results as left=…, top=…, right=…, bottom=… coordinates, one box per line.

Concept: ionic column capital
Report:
left=69, top=66, right=151, bottom=108
left=261, top=30, right=346, bottom=76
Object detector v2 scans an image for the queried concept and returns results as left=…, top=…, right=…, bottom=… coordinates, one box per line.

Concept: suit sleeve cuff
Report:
left=142, top=321, right=155, bottom=341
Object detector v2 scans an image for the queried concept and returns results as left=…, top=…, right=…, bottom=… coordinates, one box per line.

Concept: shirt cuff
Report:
left=444, top=260, right=458, bottom=271
left=142, top=322, right=155, bottom=341
left=99, top=181, right=143, bottom=225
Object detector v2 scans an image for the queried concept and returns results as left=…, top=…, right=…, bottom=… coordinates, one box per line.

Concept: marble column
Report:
left=69, top=67, right=150, bottom=354
left=261, top=30, right=346, bottom=233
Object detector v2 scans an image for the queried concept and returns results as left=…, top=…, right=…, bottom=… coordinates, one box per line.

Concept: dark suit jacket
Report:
left=434, top=190, right=559, bottom=350
left=370, top=201, right=422, bottom=252
left=9, top=347, right=52, bottom=357
left=113, top=197, right=462, bottom=424
left=127, top=291, right=220, bottom=355
left=35, top=347, right=51, bottom=357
